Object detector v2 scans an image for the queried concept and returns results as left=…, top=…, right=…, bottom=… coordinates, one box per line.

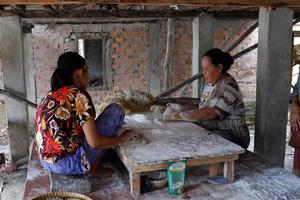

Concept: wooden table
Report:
left=115, top=114, right=245, bottom=195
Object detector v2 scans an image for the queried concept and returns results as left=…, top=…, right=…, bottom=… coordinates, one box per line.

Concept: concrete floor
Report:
left=0, top=168, right=27, bottom=200
left=0, top=124, right=297, bottom=200
left=22, top=149, right=300, bottom=200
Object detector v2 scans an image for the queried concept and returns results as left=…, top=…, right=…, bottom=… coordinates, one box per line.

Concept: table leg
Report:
left=129, top=171, right=141, bottom=195
left=223, top=160, right=234, bottom=182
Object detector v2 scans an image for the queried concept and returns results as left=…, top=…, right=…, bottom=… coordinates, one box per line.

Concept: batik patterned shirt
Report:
left=34, top=86, right=95, bottom=163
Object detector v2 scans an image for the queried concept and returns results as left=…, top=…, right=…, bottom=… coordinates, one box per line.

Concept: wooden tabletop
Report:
left=117, top=114, right=245, bottom=166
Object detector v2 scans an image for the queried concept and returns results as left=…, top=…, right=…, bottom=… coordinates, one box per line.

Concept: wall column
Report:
left=255, top=7, right=293, bottom=166
left=0, top=16, right=29, bottom=161
left=192, top=14, right=214, bottom=97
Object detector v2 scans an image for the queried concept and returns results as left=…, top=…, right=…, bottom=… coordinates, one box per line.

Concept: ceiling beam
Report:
left=0, top=9, right=263, bottom=19
left=1, top=0, right=300, bottom=7
left=0, top=9, right=202, bottom=18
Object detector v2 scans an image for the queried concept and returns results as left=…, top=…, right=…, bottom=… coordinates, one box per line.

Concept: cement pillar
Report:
left=24, top=32, right=36, bottom=136
left=0, top=16, right=29, bottom=161
left=149, top=23, right=161, bottom=96
left=192, top=14, right=214, bottom=97
left=255, top=7, right=293, bottom=166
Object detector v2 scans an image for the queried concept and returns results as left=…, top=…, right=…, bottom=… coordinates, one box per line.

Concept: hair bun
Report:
left=203, top=48, right=234, bottom=73
left=223, top=52, right=234, bottom=66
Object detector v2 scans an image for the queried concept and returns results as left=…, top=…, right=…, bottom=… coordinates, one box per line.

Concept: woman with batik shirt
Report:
left=35, top=52, right=137, bottom=176
left=163, top=48, right=250, bottom=184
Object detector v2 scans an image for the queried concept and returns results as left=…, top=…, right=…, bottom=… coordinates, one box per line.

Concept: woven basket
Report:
left=32, top=192, right=92, bottom=200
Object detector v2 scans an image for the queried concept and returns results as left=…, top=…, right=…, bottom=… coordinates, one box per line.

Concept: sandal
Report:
left=205, top=176, right=233, bottom=185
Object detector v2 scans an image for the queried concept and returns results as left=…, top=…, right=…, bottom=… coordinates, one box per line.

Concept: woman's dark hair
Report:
left=51, top=52, right=87, bottom=90
left=203, top=48, right=234, bottom=73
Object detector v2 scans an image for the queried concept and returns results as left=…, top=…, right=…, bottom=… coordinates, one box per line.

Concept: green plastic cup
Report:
left=167, top=159, right=187, bottom=195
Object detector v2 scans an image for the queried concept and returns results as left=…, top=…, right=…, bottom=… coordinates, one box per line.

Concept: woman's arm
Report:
left=290, top=73, right=300, bottom=131
left=82, top=117, right=135, bottom=149
left=290, top=96, right=300, bottom=131
left=163, top=106, right=219, bottom=122
left=180, top=107, right=219, bottom=121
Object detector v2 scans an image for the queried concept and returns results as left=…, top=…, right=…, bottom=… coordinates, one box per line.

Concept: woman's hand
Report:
left=163, top=106, right=181, bottom=121
left=291, top=102, right=300, bottom=131
left=119, top=129, right=140, bottom=144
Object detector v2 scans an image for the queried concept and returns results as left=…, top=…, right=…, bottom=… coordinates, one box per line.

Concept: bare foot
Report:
left=88, top=166, right=114, bottom=178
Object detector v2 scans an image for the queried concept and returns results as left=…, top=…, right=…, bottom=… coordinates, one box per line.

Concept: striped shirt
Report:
left=199, top=74, right=250, bottom=148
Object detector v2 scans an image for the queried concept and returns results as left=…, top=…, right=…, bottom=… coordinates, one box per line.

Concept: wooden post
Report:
left=163, top=18, right=174, bottom=91
left=224, top=160, right=234, bottom=182
left=149, top=23, right=161, bottom=96
left=129, top=171, right=141, bottom=195
left=192, top=14, right=214, bottom=97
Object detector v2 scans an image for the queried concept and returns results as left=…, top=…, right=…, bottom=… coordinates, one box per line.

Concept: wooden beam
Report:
left=163, top=18, right=174, bottom=91
left=11, top=5, right=26, bottom=10
left=22, top=17, right=162, bottom=24
left=0, top=9, right=201, bottom=18
left=231, top=17, right=300, bottom=59
left=232, top=43, right=258, bottom=60
left=155, top=73, right=202, bottom=99
left=213, top=10, right=258, bottom=19
left=4, top=8, right=300, bottom=20
left=62, top=4, right=86, bottom=10
left=0, top=88, right=37, bottom=108
left=2, top=0, right=300, bottom=7
left=293, top=17, right=300, bottom=24
left=153, top=97, right=200, bottom=106
left=225, top=21, right=258, bottom=52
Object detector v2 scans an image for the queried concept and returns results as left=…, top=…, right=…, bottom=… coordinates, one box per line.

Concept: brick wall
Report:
left=32, top=23, right=150, bottom=104
left=32, top=20, right=194, bottom=102
left=214, top=19, right=257, bottom=102
left=0, top=58, right=9, bottom=163
left=32, top=19, right=257, bottom=103
left=160, top=19, right=193, bottom=97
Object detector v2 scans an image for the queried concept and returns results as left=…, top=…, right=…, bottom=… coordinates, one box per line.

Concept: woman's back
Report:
left=35, top=86, right=95, bottom=163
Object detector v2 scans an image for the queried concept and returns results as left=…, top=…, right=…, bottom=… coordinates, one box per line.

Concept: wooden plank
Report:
left=232, top=43, right=258, bottom=60
left=114, top=146, right=133, bottom=171
left=155, top=73, right=202, bottom=99
left=192, top=14, right=214, bottom=97
left=1, top=9, right=200, bottom=18
left=132, top=154, right=239, bottom=172
left=225, top=21, right=258, bottom=52
left=224, top=160, right=235, bottom=182
left=237, top=153, right=300, bottom=199
left=129, top=171, right=141, bottom=195
left=0, top=88, right=37, bottom=108
left=2, top=0, right=300, bottom=7
left=22, top=18, right=163, bottom=24
left=149, top=22, right=161, bottom=96
left=120, top=116, right=245, bottom=165
left=153, top=97, right=200, bottom=106
left=163, top=18, right=174, bottom=91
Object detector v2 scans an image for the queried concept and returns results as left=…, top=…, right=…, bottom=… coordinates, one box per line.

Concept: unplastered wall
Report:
left=160, top=19, right=193, bottom=97
left=0, top=58, right=9, bottom=162
left=214, top=19, right=258, bottom=102
left=32, top=19, right=258, bottom=105
left=159, top=18, right=257, bottom=101
left=32, top=23, right=150, bottom=104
